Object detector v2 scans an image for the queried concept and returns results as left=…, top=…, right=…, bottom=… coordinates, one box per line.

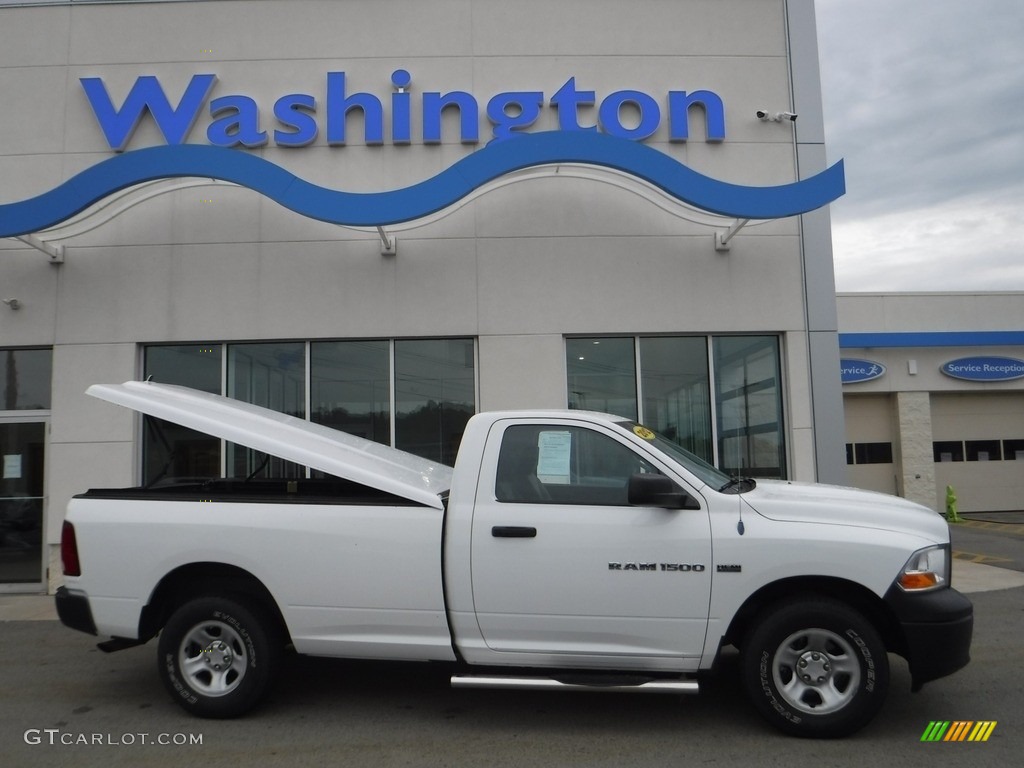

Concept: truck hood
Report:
left=742, top=479, right=950, bottom=542
left=87, top=381, right=453, bottom=509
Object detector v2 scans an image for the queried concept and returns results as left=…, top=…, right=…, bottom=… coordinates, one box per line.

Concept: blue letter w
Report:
left=81, top=74, right=217, bottom=151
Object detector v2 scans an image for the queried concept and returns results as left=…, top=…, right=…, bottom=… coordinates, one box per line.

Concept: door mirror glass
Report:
left=627, top=473, right=698, bottom=509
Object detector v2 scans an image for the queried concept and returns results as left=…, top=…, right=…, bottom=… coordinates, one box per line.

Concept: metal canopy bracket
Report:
left=16, top=234, right=64, bottom=264
left=714, top=218, right=749, bottom=252
left=376, top=226, right=396, bottom=256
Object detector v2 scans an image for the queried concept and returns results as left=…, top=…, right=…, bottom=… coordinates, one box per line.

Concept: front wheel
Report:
left=741, top=599, right=890, bottom=738
left=157, top=595, right=283, bottom=718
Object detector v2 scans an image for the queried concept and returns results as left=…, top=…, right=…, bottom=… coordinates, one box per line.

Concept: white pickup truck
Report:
left=56, top=381, right=973, bottom=738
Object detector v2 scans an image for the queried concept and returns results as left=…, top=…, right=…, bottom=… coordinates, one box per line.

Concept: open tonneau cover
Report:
left=87, top=381, right=453, bottom=509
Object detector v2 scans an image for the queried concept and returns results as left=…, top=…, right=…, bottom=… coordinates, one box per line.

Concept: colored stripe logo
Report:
left=921, top=721, right=997, bottom=742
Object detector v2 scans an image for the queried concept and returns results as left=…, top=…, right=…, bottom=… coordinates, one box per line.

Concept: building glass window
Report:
left=566, top=338, right=638, bottom=420
left=1005, top=439, right=1024, bottom=461
left=143, top=345, right=221, bottom=484
left=227, top=342, right=306, bottom=479
left=311, top=340, right=390, bottom=445
left=394, top=339, right=475, bottom=466
left=1, top=348, right=51, bottom=410
left=0, top=421, right=46, bottom=585
left=144, top=337, right=475, bottom=483
left=566, top=334, right=785, bottom=478
left=1, top=348, right=50, bottom=587
left=713, top=336, right=785, bottom=479
left=933, top=441, right=964, bottom=462
left=639, top=337, right=711, bottom=461
left=965, top=440, right=1002, bottom=462
left=853, top=442, right=894, bottom=465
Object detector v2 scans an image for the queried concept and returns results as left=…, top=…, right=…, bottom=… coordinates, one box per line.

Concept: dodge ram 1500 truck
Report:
left=56, top=381, right=973, bottom=737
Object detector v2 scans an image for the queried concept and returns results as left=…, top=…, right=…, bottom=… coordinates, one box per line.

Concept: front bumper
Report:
left=884, top=584, right=973, bottom=691
left=55, top=586, right=97, bottom=636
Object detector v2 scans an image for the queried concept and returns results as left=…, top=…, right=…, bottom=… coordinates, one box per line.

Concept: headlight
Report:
left=896, top=545, right=950, bottom=592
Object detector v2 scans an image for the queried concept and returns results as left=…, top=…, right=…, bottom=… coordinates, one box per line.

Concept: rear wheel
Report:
left=741, top=599, right=889, bottom=738
left=157, top=595, right=282, bottom=718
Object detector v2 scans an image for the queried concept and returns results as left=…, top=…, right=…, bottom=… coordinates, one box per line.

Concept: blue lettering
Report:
left=422, top=90, right=479, bottom=144
left=207, top=95, right=268, bottom=148
left=273, top=93, right=318, bottom=147
left=79, top=71, right=728, bottom=151
left=390, top=69, right=412, bottom=144
left=487, top=91, right=543, bottom=142
left=550, top=77, right=597, bottom=132
left=326, top=72, right=384, bottom=146
left=80, top=73, right=216, bottom=151
left=669, top=90, right=726, bottom=142
left=599, top=90, right=660, bottom=141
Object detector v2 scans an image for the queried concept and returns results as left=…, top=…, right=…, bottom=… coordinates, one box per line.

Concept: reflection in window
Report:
left=566, top=338, right=637, bottom=420
left=714, top=336, right=786, bottom=479
left=933, top=441, right=963, bottom=462
left=227, top=343, right=306, bottom=479
left=1, top=348, right=51, bottom=411
left=639, top=337, right=711, bottom=462
left=143, top=338, right=476, bottom=479
left=143, top=345, right=222, bottom=485
left=0, top=422, right=45, bottom=583
left=966, top=440, right=1001, bottom=462
left=394, top=339, right=475, bottom=466
left=145, top=345, right=221, bottom=392
left=566, top=335, right=785, bottom=477
left=311, top=341, right=390, bottom=445
left=853, top=442, right=894, bottom=465
left=496, top=424, right=656, bottom=506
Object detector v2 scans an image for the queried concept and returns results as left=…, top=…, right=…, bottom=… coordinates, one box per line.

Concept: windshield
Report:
left=615, top=421, right=732, bottom=490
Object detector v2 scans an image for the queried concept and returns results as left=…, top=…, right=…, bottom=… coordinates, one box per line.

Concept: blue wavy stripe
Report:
left=0, top=131, right=844, bottom=237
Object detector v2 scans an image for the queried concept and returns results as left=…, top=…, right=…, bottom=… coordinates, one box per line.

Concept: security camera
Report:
left=756, top=110, right=798, bottom=122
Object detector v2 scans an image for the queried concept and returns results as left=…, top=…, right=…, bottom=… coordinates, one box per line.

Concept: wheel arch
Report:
left=139, top=562, right=290, bottom=644
left=723, top=576, right=905, bottom=656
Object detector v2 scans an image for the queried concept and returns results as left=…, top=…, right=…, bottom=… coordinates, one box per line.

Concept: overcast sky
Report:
left=815, top=0, right=1024, bottom=292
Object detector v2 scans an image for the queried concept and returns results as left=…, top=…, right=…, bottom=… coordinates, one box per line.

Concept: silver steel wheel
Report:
left=770, top=627, right=862, bottom=715
left=178, top=619, right=249, bottom=698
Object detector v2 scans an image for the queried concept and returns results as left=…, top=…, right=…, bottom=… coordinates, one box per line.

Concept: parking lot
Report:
left=2, top=524, right=1023, bottom=768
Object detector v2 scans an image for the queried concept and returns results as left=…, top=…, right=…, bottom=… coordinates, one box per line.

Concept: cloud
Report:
left=816, top=0, right=1024, bottom=290
left=832, top=195, right=1024, bottom=291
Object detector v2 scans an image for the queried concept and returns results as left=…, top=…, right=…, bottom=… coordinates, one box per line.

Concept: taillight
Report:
left=61, top=521, right=81, bottom=577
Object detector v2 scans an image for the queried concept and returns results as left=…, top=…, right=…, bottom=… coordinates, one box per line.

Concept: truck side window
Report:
left=495, top=425, right=657, bottom=505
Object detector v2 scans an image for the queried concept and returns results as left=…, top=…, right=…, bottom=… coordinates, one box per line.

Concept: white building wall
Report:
left=0, top=0, right=837, bottom=591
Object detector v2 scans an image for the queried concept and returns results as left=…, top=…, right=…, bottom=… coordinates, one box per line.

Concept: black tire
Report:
left=741, top=598, right=889, bottom=738
left=157, top=595, right=283, bottom=718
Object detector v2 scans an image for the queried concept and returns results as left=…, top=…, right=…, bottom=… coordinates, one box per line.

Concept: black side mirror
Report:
left=627, top=473, right=699, bottom=509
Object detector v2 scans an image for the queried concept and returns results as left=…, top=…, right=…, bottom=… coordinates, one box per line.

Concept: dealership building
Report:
left=0, top=1, right=1019, bottom=595
left=838, top=292, right=1024, bottom=517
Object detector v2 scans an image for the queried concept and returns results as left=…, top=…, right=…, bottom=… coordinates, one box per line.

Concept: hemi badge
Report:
left=717, top=564, right=742, bottom=573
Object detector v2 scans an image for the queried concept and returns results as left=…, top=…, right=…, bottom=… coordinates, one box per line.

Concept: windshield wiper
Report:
left=719, top=476, right=756, bottom=494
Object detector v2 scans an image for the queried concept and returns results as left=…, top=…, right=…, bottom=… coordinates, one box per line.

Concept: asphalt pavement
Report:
left=1, top=569, right=1022, bottom=768
left=2, top=521, right=1022, bottom=768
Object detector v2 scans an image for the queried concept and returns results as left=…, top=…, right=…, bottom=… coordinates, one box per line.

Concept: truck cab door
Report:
left=469, top=420, right=712, bottom=669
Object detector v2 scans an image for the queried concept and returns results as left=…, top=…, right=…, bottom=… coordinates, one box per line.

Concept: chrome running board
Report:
left=451, top=674, right=699, bottom=695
